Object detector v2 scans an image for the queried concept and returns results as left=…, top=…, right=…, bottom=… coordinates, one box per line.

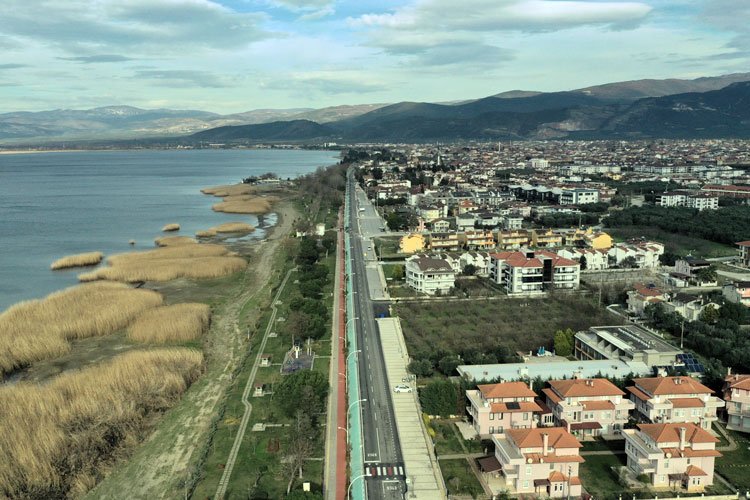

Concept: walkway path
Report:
left=715, top=422, right=738, bottom=452
left=214, top=266, right=296, bottom=500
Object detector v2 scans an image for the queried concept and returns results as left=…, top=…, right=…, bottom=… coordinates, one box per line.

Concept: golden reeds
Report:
left=154, top=235, right=197, bottom=247
left=195, top=222, right=255, bottom=237
left=50, top=251, right=104, bottom=270
left=0, top=282, right=163, bottom=375
left=78, top=244, right=247, bottom=283
left=161, top=223, right=180, bottom=232
left=127, top=303, right=211, bottom=343
left=0, top=348, right=204, bottom=498
left=201, top=184, right=256, bottom=197
left=211, top=198, right=273, bottom=214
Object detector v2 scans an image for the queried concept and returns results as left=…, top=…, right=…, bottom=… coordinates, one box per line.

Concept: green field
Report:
left=578, top=453, right=628, bottom=500
left=395, top=295, right=624, bottom=363
left=440, top=459, right=485, bottom=498
left=608, top=225, right=736, bottom=258
left=715, top=429, right=750, bottom=491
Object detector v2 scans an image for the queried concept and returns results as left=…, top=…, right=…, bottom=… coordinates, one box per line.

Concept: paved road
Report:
left=348, top=173, right=406, bottom=500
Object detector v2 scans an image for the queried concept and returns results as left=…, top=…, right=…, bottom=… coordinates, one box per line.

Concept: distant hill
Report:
left=188, top=120, right=336, bottom=142
left=577, top=72, right=750, bottom=100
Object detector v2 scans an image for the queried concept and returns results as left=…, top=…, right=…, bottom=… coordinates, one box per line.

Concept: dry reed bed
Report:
left=0, top=282, right=162, bottom=376
left=211, top=196, right=277, bottom=214
left=200, top=184, right=256, bottom=197
left=0, top=348, right=204, bottom=498
left=128, top=303, right=211, bottom=343
left=161, top=223, right=180, bottom=232
left=50, top=251, right=104, bottom=270
left=195, top=221, right=255, bottom=237
left=154, top=235, right=197, bottom=247
left=78, top=243, right=247, bottom=283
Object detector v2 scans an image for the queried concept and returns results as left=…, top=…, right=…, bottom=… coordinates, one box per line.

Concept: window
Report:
left=523, top=412, right=529, bottom=421
left=489, top=426, right=494, bottom=434
left=526, top=466, right=532, bottom=476
left=523, top=480, right=529, bottom=489
left=490, top=413, right=494, bottom=420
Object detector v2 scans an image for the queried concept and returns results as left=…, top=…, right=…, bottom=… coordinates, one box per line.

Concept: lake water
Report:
left=0, top=149, right=339, bottom=312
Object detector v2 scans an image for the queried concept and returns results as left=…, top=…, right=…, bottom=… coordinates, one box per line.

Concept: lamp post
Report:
left=346, top=350, right=361, bottom=364
left=348, top=398, right=367, bottom=416
left=347, top=473, right=367, bottom=500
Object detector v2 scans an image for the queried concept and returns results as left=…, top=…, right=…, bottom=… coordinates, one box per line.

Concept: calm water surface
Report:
left=0, top=149, right=338, bottom=312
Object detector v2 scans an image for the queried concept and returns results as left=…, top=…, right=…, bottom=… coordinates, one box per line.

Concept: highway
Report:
left=347, top=171, right=406, bottom=500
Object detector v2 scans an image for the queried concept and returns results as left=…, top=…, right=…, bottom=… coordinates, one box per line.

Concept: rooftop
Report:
left=584, top=325, right=681, bottom=355
left=457, top=359, right=652, bottom=382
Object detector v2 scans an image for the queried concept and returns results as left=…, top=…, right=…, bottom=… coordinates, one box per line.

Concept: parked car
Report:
left=393, top=384, right=412, bottom=393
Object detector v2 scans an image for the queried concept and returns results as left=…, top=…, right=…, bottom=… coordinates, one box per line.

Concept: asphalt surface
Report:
left=347, top=173, right=406, bottom=500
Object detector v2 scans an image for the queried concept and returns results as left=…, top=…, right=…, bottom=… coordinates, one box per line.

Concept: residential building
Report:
left=528, top=158, right=550, bottom=169
left=608, top=241, right=665, bottom=268
left=489, top=250, right=580, bottom=295
left=465, top=382, right=541, bottom=436
left=542, top=378, right=634, bottom=438
left=398, top=233, right=426, bottom=254
left=457, top=359, right=652, bottom=383
left=627, top=283, right=667, bottom=317
left=557, top=248, right=609, bottom=271
left=662, top=293, right=718, bottom=322
left=404, top=255, right=456, bottom=295
left=701, top=184, right=750, bottom=199
left=722, top=281, right=750, bottom=307
left=559, top=188, right=600, bottom=205
left=496, top=229, right=531, bottom=250
left=502, top=214, right=524, bottom=230
left=675, top=257, right=711, bottom=277
left=459, top=251, right=492, bottom=277
left=530, top=229, right=563, bottom=248
left=657, top=191, right=719, bottom=211
left=627, top=376, right=725, bottom=429
left=585, top=231, right=613, bottom=250
left=429, top=232, right=461, bottom=252
left=723, top=371, right=750, bottom=433
left=737, top=241, right=750, bottom=268
left=623, top=423, right=721, bottom=492
left=430, top=218, right=451, bottom=232
left=574, top=325, right=683, bottom=367
left=461, top=230, right=496, bottom=250
left=491, top=427, right=584, bottom=498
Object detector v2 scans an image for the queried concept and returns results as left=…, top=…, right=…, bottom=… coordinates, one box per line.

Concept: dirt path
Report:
left=87, top=201, right=298, bottom=500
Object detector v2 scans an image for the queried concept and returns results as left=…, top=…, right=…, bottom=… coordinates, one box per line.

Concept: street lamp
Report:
left=347, top=398, right=367, bottom=416
left=347, top=473, right=367, bottom=500
left=346, top=350, right=361, bottom=364
left=345, top=317, right=359, bottom=330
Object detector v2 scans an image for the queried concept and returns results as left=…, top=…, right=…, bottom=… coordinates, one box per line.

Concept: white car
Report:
left=393, top=384, right=412, bottom=393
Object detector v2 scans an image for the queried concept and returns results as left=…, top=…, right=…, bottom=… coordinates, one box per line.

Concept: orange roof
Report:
left=686, top=465, right=708, bottom=477
left=634, top=285, right=664, bottom=297
left=632, top=376, right=713, bottom=396
left=662, top=448, right=722, bottom=458
left=549, top=471, right=566, bottom=482
left=491, top=401, right=542, bottom=413
left=581, top=400, right=615, bottom=411
left=548, top=378, right=625, bottom=398
left=668, top=398, right=705, bottom=408
left=725, top=374, right=750, bottom=391
left=542, top=387, right=563, bottom=404
left=736, top=241, right=750, bottom=247
left=569, top=476, right=582, bottom=486
left=506, top=427, right=582, bottom=450
left=637, top=423, right=718, bottom=445
left=627, top=385, right=652, bottom=401
left=478, top=381, right=537, bottom=399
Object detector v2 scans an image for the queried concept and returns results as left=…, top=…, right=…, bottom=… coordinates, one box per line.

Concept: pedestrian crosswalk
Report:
left=364, top=462, right=405, bottom=479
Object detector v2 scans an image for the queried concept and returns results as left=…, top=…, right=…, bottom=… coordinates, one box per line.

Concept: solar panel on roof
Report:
left=506, top=402, right=521, bottom=410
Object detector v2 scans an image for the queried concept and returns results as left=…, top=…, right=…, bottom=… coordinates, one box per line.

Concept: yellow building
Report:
left=531, top=229, right=563, bottom=248
left=399, top=233, right=426, bottom=254
left=587, top=231, right=613, bottom=250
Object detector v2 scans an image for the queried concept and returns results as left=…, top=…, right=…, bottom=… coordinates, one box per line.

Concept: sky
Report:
left=0, top=0, right=748, bottom=113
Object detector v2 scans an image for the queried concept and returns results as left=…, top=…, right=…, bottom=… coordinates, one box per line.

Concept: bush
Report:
left=274, top=371, right=328, bottom=418
left=419, top=380, right=460, bottom=417
left=408, top=359, right=434, bottom=377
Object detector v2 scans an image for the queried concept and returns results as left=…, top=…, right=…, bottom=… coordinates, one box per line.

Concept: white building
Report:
left=559, top=188, right=600, bottom=205
left=608, top=242, right=665, bottom=268
left=557, top=248, right=609, bottom=271
left=656, top=191, right=718, bottom=211
left=489, top=250, right=580, bottom=295
left=405, top=254, right=456, bottom=295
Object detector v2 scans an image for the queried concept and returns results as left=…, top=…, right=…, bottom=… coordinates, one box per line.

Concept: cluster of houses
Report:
left=466, top=373, right=737, bottom=496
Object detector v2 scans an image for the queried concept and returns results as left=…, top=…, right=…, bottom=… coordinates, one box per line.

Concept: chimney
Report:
left=728, top=367, right=732, bottom=376
left=679, top=427, right=686, bottom=451
left=542, top=433, right=549, bottom=456
left=529, top=380, right=533, bottom=391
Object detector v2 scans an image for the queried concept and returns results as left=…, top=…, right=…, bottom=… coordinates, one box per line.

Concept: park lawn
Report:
left=382, top=262, right=405, bottom=282
left=715, top=429, right=750, bottom=491
left=430, top=420, right=484, bottom=455
left=395, top=295, right=624, bottom=362
left=578, top=453, right=628, bottom=499
left=608, top=226, right=735, bottom=258
left=440, top=459, right=485, bottom=498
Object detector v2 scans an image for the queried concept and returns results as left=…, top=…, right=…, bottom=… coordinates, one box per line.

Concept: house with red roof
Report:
left=627, top=376, right=725, bottom=429
left=489, top=427, right=584, bottom=497
left=542, top=378, right=634, bottom=439
left=627, top=283, right=667, bottom=316
left=465, top=381, right=542, bottom=436
left=623, top=423, right=721, bottom=492
left=723, top=371, right=750, bottom=433
left=489, top=249, right=580, bottom=294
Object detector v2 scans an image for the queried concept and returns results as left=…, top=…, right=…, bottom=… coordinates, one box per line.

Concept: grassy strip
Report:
left=440, top=459, right=485, bottom=498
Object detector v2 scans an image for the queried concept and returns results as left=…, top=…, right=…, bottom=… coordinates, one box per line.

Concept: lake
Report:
left=0, top=149, right=339, bottom=312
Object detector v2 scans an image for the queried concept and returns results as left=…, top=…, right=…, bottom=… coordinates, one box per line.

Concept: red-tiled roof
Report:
left=637, top=423, right=718, bottom=445
left=726, top=374, right=750, bottom=391
left=506, top=427, right=582, bottom=449
left=668, top=398, right=705, bottom=408
left=632, top=376, right=713, bottom=396
left=686, top=465, right=708, bottom=477
left=549, top=378, right=625, bottom=398
left=478, top=381, right=537, bottom=399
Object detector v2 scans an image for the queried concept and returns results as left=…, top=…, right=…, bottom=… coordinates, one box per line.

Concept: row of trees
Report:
left=605, top=205, right=750, bottom=245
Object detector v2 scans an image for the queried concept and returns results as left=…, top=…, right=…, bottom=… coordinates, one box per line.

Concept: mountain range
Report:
left=2, top=72, right=750, bottom=144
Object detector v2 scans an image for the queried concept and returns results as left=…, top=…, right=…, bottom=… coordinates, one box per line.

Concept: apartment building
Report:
left=491, top=427, right=584, bottom=498
left=542, top=378, right=634, bottom=438
left=608, top=241, right=665, bottom=268
left=461, top=230, right=495, bottom=250
left=701, top=184, right=750, bottom=199
left=723, top=371, right=750, bottom=433
left=557, top=248, right=609, bottom=271
left=404, top=255, right=456, bottom=295
left=458, top=251, right=491, bottom=277
left=574, top=325, right=683, bottom=367
left=722, top=281, right=750, bottom=306
left=489, top=250, right=580, bottom=295
left=530, top=229, right=564, bottom=248
left=627, top=376, right=725, bottom=429
left=496, top=229, right=532, bottom=250
left=465, top=381, right=541, bottom=436
left=428, top=232, right=461, bottom=251
left=657, top=191, right=719, bottom=211
left=559, top=188, right=600, bottom=205
left=737, top=241, right=750, bottom=268
left=623, top=423, right=721, bottom=492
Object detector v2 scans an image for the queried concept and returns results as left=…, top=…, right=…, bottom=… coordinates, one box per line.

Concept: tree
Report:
left=619, top=256, right=638, bottom=269
left=407, top=359, right=434, bottom=377
left=694, top=266, right=718, bottom=284
left=579, top=255, right=587, bottom=271
left=392, top=264, right=405, bottom=281
left=462, top=264, right=476, bottom=276
left=699, top=304, right=720, bottom=324
left=553, top=328, right=575, bottom=357
left=281, top=410, right=315, bottom=494
left=275, top=371, right=328, bottom=418
left=419, top=380, right=460, bottom=417
left=438, top=355, right=461, bottom=376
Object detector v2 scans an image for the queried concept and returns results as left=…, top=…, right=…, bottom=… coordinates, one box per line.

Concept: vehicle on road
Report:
left=393, top=384, right=412, bottom=393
